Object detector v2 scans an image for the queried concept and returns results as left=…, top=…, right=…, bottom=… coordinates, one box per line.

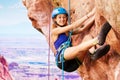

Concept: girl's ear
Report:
left=53, top=18, right=56, bottom=21
left=52, top=18, right=56, bottom=25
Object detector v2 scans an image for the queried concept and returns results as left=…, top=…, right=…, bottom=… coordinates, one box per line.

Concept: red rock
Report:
left=0, top=56, right=13, bottom=80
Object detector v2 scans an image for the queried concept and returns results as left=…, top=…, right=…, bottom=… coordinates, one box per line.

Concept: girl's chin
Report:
left=60, top=25, right=65, bottom=27
left=59, top=24, right=66, bottom=26
left=57, top=23, right=66, bottom=27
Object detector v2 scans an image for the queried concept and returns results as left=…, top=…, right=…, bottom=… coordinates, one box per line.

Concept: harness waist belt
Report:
left=57, top=41, right=71, bottom=52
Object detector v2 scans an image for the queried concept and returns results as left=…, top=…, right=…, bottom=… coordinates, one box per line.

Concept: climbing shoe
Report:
left=98, top=22, right=112, bottom=45
left=90, top=44, right=110, bottom=61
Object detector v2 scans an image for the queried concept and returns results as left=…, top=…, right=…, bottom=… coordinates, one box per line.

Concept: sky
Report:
left=0, top=0, right=43, bottom=38
left=0, top=0, right=49, bottom=62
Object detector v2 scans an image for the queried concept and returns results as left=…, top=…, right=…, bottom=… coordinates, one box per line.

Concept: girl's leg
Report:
left=64, top=37, right=98, bottom=60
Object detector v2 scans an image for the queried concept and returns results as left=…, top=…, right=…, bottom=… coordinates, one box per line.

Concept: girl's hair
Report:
left=51, top=23, right=57, bottom=30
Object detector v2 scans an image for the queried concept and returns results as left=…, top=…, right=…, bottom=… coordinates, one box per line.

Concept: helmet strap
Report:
left=54, top=21, right=66, bottom=27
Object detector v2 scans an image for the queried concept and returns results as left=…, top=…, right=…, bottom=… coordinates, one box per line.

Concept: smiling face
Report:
left=54, top=14, right=68, bottom=27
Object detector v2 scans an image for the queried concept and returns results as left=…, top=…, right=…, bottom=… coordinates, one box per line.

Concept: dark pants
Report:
left=55, top=48, right=82, bottom=72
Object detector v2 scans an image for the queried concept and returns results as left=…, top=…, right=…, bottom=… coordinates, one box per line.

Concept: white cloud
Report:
left=0, top=0, right=29, bottom=27
left=0, top=13, right=29, bottom=26
left=0, top=18, right=27, bottom=26
left=0, top=5, right=3, bottom=9
left=9, top=1, right=25, bottom=9
left=0, top=8, right=29, bottom=27
left=0, top=1, right=30, bottom=27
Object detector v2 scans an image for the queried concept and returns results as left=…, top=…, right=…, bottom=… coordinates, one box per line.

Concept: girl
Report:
left=51, top=7, right=111, bottom=72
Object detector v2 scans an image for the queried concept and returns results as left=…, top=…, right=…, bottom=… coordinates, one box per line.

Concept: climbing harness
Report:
left=57, top=31, right=72, bottom=52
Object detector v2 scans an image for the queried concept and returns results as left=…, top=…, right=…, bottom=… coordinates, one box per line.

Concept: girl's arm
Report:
left=52, top=8, right=95, bottom=35
left=72, top=15, right=95, bottom=35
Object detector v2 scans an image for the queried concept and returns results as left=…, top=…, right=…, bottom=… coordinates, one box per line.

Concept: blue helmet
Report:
left=52, top=7, right=68, bottom=19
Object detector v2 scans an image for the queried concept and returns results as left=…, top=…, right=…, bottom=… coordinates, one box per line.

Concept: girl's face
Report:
left=54, top=14, right=67, bottom=26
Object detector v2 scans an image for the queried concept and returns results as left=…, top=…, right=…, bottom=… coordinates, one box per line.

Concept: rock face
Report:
left=0, top=56, right=13, bottom=80
left=23, top=0, right=120, bottom=80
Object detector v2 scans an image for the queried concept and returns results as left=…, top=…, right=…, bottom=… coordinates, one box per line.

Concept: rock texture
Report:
left=23, top=0, right=120, bottom=80
left=0, top=56, right=13, bottom=80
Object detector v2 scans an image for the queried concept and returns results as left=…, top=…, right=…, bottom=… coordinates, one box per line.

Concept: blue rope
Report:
left=62, top=51, right=64, bottom=80
left=61, top=0, right=71, bottom=80
left=61, top=31, right=72, bottom=80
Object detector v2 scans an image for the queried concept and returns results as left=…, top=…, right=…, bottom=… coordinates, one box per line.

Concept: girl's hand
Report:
left=91, top=7, right=96, bottom=14
left=87, top=7, right=96, bottom=18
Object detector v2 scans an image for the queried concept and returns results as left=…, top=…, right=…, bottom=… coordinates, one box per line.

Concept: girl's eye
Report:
left=63, top=16, right=66, bottom=18
left=58, top=16, right=61, bottom=18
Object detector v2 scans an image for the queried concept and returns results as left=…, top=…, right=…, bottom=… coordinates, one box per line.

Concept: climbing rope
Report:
left=68, top=0, right=71, bottom=25
left=61, top=0, right=71, bottom=80
left=48, top=1, right=52, bottom=80
left=48, top=14, right=51, bottom=80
